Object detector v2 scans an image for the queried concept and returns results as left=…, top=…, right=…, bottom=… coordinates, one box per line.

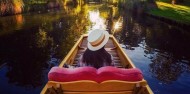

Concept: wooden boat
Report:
left=41, top=34, right=153, bottom=94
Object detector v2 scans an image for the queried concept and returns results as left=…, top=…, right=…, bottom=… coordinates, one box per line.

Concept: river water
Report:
left=0, top=2, right=190, bottom=94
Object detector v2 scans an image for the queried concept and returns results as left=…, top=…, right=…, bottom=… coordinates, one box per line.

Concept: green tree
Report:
left=0, top=0, right=24, bottom=16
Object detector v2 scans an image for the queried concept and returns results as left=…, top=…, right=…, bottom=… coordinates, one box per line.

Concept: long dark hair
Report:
left=82, top=47, right=112, bottom=69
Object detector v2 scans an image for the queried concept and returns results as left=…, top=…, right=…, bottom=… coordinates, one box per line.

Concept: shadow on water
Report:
left=0, top=3, right=88, bottom=94
left=0, top=1, right=190, bottom=94
left=0, top=27, right=52, bottom=93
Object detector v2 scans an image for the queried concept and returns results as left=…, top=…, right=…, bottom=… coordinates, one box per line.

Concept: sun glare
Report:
left=89, top=11, right=100, bottom=23
left=89, top=10, right=106, bottom=31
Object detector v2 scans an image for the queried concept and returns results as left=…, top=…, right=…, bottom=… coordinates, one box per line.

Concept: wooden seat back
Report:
left=45, top=80, right=148, bottom=94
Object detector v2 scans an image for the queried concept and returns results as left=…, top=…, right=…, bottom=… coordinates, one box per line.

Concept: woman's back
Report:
left=78, top=29, right=113, bottom=68
left=79, top=48, right=112, bottom=69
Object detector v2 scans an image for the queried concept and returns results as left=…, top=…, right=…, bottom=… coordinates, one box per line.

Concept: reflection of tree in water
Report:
left=113, top=2, right=190, bottom=84
left=0, top=27, right=52, bottom=87
left=47, top=5, right=89, bottom=59
left=145, top=20, right=190, bottom=83
left=48, top=17, right=81, bottom=59
left=0, top=4, right=89, bottom=88
left=114, top=8, right=145, bottom=50
left=149, top=53, right=190, bottom=84
left=145, top=21, right=190, bottom=61
left=125, top=23, right=143, bottom=47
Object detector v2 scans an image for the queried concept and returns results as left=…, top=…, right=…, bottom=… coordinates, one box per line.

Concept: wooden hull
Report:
left=41, top=34, right=153, bottom=94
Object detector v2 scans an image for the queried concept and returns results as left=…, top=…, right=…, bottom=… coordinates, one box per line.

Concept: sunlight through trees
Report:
left=0, top=0, right=24, bottom=16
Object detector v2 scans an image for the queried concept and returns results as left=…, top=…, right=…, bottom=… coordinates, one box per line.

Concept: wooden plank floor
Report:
left=72, top=38, right=124, bottom=68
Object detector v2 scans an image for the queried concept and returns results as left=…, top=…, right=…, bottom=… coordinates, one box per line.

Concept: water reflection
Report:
left=144, top=22, right=190, bottom=84
left=89, top=10, right=106, bottom=30
left=0, top=3, right=89, bottom=93
left=109, top=4, right=190, bottom=94
left=115, top=9, right=144, bottom=49
left=113, top=17, right=122, bottom=31
left=0, top=1, right=190, bottom=94
left=15, top=14, right=24, bottom=29
left=149, top=52, right=190, bottom=84
left=0, top=14, right=25, bottom=35
left=0, top=27, right=51, bottom=88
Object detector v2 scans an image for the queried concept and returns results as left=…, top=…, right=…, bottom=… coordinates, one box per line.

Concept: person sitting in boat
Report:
left=78, top=29, right=115, bottom=69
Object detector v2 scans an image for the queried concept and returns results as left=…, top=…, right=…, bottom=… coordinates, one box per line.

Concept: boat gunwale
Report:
left=41, top=34, right=153, bottom=94
left=59, top=34, right=86, bottom=67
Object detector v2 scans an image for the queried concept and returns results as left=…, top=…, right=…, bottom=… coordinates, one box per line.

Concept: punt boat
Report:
left=41, top=34, right=153, bottom=94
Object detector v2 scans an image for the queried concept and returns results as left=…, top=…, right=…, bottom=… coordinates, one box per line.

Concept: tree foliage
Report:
left=0, top=0, right=24, bottom=16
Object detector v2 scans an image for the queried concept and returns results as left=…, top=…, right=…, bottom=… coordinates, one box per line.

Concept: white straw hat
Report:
left=87, top=29, right=109, bottom=51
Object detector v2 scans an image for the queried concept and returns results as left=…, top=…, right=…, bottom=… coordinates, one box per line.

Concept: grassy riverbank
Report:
left=0, top=0, right=62, bottom=16
left=148, top=1, right=190, bottom=24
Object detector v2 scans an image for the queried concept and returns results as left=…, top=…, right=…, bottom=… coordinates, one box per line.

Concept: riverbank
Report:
left=148, top=1, right=190, bottom=26
left=0, top=0, right=64, bottom=16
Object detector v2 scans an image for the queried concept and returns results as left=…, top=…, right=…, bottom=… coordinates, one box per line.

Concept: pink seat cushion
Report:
left=97, top=66, right=143, bottom=83
left=48, top=67, right=97, bottom=82
left=48, top=66, right=143, bottom=83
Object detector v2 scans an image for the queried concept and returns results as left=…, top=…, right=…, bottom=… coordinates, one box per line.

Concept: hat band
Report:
left=90, top=34, right=105, bottom=47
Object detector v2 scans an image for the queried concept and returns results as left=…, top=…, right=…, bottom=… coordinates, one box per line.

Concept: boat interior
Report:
left=41, top=35, right=153, bottom=94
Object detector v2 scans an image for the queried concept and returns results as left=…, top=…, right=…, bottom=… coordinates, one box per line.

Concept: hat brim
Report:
left=87, top=31, right=109, bottom=51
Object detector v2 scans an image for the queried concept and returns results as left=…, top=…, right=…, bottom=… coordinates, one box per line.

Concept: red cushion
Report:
left=48, top=67, right=97, bottom=82
left=97, top=66, right=143, bottom=83
left=48, top=66, right=143, bottom=83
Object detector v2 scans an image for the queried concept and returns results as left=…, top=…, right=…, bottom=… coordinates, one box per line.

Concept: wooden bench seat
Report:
left=45, top=80, right=148, bottom=94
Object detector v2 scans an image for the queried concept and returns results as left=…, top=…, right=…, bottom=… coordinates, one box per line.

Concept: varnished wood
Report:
left=41, top=34, right=153, bottom=94
left=46, top=80, right=147, bottom=92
